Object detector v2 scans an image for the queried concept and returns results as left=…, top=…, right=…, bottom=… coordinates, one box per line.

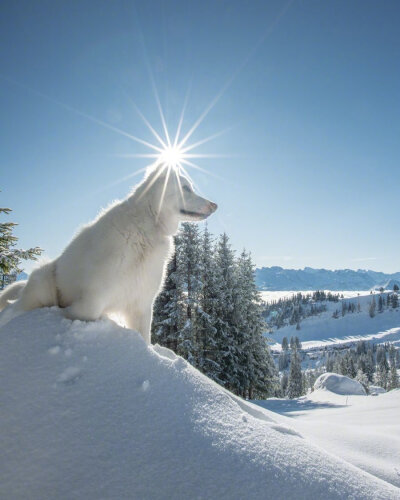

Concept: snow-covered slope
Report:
left=270, top=292, right=400, bottom=350
left=1, top=309, right=398, bottom=499
left=255, top=389, right=400, bottom=490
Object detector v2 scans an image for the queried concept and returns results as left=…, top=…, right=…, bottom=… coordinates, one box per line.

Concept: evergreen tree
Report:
left=388, top=345, right=399, bottom=390
left=236, top=250, right=277, bottom=398
left=152, top=225, right=277, bottom=399
left=151, top=240, right=185, bottom=350
left=278, top=350, right=290, bottom=371
left=378, top=295, right=384, bottom=313
left=281, top=337, right=289, bottom=350
left=375, top=353, right=389, bottom=390
left=196, top=225, right=220, bottom=380
left=355, top=369, right=369, bottom=393
left=280, top=372, right=289, bottom=396
left=368, top=296, right=376, bottom=318
left=176, top=223, right=203, bottom=365
left=0, top=204, right=42, bottom=288
left=214, top=233, right=240, bottom=391
left=287, top=348, right=303, bottom=398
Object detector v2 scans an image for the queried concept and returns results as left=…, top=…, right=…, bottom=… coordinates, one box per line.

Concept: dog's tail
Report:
left=0, top=280, right=27, bottom=312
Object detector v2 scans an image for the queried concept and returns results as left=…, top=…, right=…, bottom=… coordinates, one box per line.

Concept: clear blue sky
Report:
left=1, top=0, right=400, bottom=273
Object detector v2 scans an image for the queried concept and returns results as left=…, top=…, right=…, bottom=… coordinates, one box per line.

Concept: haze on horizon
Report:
left=1, top=0, right=400, bottom=274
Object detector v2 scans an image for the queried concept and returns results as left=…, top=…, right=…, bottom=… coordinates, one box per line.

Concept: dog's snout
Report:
left=209, top=201, right=218, bottom=213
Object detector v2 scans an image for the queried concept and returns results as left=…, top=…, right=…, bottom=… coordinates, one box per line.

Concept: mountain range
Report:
left=255, top=267, right=400, bottom=291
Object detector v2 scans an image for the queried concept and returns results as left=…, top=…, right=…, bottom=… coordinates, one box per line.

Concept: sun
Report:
left=157, top=145, right=185, bottom=169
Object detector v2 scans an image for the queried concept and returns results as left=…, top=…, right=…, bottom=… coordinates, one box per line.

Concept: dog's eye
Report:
left=183, top=185, right=191, bottom=193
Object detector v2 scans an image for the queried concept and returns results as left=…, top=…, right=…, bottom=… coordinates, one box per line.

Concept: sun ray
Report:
left=178, top=0, right=294, bottom=150
left=178, top=164, right=196, bottom=187
left=94, top=167, right=150, bottom=194
left=114, top=153, right=160, bottom=159
left=173, top=82, right=192, bottom=148
left=180, top=159, right=224, bottom=181
left=0, top=75, right=164, bottom=153
left=157, top=165, right=172, bottom=217
left=180, top=126, right=233, bottom=153
left=126, top=96, right=168, bottom=149
left=137, top=163, right=166, bottom=201
left=132, top=6, right=171, bottom=148
left=184, top=153, right=232, bottom=159
left=174, top=168, right=186, bottom=210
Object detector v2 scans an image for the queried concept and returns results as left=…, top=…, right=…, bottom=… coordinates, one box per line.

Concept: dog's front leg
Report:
left=64, top=297, right=104, bottom=323
left=125, top=305, right=153, bottom=345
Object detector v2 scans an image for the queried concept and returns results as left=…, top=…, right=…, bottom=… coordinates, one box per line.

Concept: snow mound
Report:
left=314, top=373, right=367, bottom=395
left=370, top=385, right=387, bottom=395
left=0, top=309, right=397, bottom=499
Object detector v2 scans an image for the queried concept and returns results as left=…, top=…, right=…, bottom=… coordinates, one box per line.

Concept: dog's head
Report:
left=139, top=164, right=217, bottom=232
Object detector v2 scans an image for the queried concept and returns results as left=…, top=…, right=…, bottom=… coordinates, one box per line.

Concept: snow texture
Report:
left=314, top=373, right=367, bottom=395
left=0, top=308, right=398, bottom=499
left=255, top=389, right=400, bottom=490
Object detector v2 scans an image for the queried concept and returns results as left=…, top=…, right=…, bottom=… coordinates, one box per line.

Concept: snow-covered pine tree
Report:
left=176, top=223, right=203, bottom=366
left=287, top=348, right=303, bottom=398
left=388, top=345, right=399, bottom=390
left=214, top=232, right=239, bottom=391
left=235, top=250, right=277, bottom=399
left=151, top=237, right=185, bottom=350
left=280, top=372, right=289, bottom=396
left=355, top=369, right=369, bottom=393
left=0, top=204, right=42, bottom=288
left=196, top=224, right=220, bottom=381
left=368, top=296, right=376, bottom=318
left=375, top=351, right=389, bottom=390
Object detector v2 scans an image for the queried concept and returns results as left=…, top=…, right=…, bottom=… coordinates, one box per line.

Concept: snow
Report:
left=314, top=372, right=367, bottom=395
left=1, top=308, right=399, bottom=499
left=370, top=385, right=387, bottom=395
left=260, top=290, right=365, bottom=303
left=269, top=291, right=400, bottom=350
left=254, top=389, right=400, bottom=490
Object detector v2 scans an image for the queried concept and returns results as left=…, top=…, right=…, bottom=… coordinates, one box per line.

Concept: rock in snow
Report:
left=314, top=373, right=367, bottom=396
left=0, top=309, right=398, bottom=499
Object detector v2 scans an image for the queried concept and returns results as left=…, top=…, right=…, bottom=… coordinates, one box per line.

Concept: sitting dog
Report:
left=0, top=165, right=217, bottom=343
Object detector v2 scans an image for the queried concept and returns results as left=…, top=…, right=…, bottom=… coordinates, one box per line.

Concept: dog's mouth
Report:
left=180, top=202, right=217, bottom=220
left=180, top=209, right=209, bottom=220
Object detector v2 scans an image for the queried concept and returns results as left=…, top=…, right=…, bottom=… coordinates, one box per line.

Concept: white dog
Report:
left=0, top=165, right=217, bottom=343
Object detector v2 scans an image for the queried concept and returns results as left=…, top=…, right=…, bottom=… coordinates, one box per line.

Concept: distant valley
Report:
left=255, top=266, right=400, bottom=291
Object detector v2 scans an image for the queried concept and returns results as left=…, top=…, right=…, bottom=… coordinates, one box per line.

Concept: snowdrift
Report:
left=314, top=373, right=367, bottom=395
left=254, top=389, right=400, bottom=489
left=370, top=385, right=387, bottom=395
left=0, top=309, right=397, bottom=499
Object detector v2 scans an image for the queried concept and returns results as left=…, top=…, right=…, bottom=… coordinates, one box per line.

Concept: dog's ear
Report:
left=143, top=163, right=164, bottom=183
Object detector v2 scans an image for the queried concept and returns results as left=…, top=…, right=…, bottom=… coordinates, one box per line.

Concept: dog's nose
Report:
left=209, top=201, right=218, bottom=212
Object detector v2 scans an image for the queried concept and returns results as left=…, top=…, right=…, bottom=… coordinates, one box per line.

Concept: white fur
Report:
left=0, top=165, right=217, bottom=343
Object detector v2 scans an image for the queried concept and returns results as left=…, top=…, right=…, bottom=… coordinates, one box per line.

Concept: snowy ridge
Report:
left=0, top=309, right=398, bottom=499
left=256, top=267, right=400, bottom=291
left=269, top=292, right=400, bottom=350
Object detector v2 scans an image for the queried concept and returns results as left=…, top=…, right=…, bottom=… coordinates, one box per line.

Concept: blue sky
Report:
left=1, top=0, right=400, bottom=273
